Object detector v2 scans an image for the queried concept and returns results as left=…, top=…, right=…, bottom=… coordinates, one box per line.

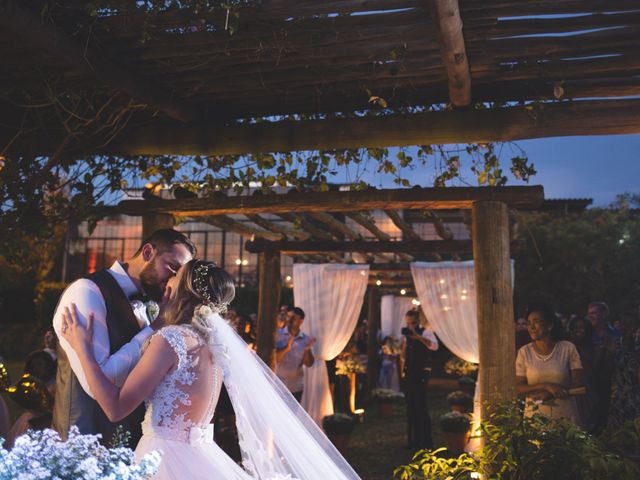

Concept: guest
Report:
left=516, top=307, right=583, bottom=423
left=568, top=315, right=597, bottom=431
left=515, top=317, right=531, bottom=352
left=378, top=336, right=401, bottom=392
left=235, top=313, right=256, bottom=348
left=24, top=350, right=57, bottom=398
left=277, top=305, right=289, bottom=330
left=587, top=301, right=618, bottom=433
left=354, top=320, right=368, bottom=354
left=275, top=307, right=315, bottom=402
left=0, top=395, right=9, bottom=446
left=607, top=311, right=640, bottom=429
left=43, top=328, right=58, bottom=361
left=5, top=374, right=54, bottom=449
left=401, top=310, right=438, bottom=449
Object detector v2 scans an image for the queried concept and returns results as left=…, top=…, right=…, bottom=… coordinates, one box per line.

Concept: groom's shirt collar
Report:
left=108, top=260, right=142, bottom=299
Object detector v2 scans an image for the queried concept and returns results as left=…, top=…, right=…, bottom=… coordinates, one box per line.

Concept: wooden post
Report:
left=256, top=251, right=281, bottom=369
left=472, top=201, right=516, bottom=424
left=366, top=287, right=381, bottom=396
left=142, top=213, right=175, bottom=240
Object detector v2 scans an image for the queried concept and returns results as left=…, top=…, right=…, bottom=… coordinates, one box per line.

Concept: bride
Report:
left=60, top=259, right=360, bottom=480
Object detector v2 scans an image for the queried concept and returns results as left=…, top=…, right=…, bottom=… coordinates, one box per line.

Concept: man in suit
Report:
left=52, top=229, right=196, bottom=446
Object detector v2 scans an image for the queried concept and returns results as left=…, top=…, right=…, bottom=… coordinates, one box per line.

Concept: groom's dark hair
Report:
left=289, top=306, right=305, bottom=319
left=133, top=228, right=197, bottom=258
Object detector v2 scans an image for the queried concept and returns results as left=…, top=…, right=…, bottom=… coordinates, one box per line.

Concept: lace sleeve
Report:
left=157, top=326, right=188, bottom=369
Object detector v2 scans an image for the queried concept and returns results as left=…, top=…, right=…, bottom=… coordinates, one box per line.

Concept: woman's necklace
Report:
left=532, top=342, right=557, bottom=362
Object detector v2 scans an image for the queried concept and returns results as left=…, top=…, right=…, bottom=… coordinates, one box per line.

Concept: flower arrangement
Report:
left=322, top=413, right=356, bottom=435
left=446, top=391, right=474, bottom=413
left=336, top=355, right=367, bottom=375
left=0, top=427, right=161, bottom=480
left=439, top=411, right=472, bottom=434
left=381, top=340, right=402, bottom=356
left=371, top=388, right=404, bottom=403
left=443, top=357, right=478, bottom=378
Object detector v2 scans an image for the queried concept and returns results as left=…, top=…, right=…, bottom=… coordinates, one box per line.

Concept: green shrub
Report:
left=394, top=401, right=640, bottom=480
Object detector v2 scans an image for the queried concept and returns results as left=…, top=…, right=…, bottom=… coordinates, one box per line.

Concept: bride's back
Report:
left=141, top=324, right=222, bottom=442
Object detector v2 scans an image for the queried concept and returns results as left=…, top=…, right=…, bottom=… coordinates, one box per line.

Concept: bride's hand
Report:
left=60, top=303, right=94, bottom=354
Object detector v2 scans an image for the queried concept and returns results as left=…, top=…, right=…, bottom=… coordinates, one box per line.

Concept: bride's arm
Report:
left=61, top=304, right=176, bottom=422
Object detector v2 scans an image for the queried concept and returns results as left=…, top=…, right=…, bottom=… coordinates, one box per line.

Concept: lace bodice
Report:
left=141, top=325, right=223, bottom=443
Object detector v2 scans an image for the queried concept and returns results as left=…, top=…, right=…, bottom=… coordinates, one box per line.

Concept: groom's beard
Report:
left=139, top=259, right=165, bottom=302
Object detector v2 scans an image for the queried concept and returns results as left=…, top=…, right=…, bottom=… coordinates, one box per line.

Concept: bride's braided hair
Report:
left=164, top=259, right=235, bottom=331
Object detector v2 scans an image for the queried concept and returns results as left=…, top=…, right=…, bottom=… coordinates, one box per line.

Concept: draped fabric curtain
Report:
left=293, top=264, right=369, bottom=425
left=410, top=260, right=514, bottom=450
left=381, top=295, right=415, bottom=340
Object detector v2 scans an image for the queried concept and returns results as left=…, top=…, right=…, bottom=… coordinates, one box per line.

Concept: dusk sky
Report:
left=362, top=134, right=640, bottom=208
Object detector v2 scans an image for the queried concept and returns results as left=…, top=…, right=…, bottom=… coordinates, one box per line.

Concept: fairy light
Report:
left=235, top=259, right=242, bottom=265
left=400, top=289, right=407, bottom=295
left=376, top=279, right=382, bottom=286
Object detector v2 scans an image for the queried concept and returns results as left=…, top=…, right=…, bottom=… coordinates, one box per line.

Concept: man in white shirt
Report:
left=401, top=309, right=439, bottom=449
left=275, top=307, right=315, bottom=402
left=52, top=229, right=195, bottom=446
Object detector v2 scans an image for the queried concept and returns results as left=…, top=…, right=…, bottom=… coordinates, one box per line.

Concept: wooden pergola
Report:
left=1, top=0, right=640, bottom=155
left=1, top=0, right=637, bottom=421
left=106, top=185, right=544, bottom=420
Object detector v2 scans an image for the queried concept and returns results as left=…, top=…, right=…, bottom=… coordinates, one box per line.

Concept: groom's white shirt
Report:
left=53, top=261, right=154, bottom=398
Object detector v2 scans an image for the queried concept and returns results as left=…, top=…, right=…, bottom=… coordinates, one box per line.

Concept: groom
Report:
left=52, top=229, right=196, bottom=446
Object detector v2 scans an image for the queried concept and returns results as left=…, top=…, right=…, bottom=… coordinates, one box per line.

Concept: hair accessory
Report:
left=192, top=262, right=228, bottom=315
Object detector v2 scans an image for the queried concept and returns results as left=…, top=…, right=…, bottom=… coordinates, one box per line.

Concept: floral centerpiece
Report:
left=446, top=390, right=474, bottom=413
left=336, top=355, right=367, bottom=375
left=381, top=340, right=402, bottom=356
left=0, top=427, right=161, bottom=480
left=443, top=357, right=478, bottom=378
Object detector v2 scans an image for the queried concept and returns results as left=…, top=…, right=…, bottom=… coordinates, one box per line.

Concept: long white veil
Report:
left=193, top=306, right=360, bottom=480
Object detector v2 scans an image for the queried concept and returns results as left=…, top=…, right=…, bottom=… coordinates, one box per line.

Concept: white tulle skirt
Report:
left=135, top=433, right=252, bottom=480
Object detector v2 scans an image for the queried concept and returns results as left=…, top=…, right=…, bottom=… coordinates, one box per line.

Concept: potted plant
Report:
left=439, top=411, right=471, bottom=455
left=446, top=390, right=474, bottom=414
left=371, top=388, right=403, bottom=419
left=322, top=413, right=356, bottom=453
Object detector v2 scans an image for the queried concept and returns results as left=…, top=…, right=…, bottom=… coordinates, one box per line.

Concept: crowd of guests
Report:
left=515, top=301, right=640, bottom=433
left=0, top=328, right=59, bottom=448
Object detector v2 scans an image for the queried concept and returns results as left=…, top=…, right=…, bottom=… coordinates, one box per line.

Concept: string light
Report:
left=285, top=275, right=292, bottom=282
left=235, top=259, right=242, bottom=265
left=400, top=289, right=407, bottom=295
left=460, top=295, right=467, bottom=300
left=376, top=279, right=382, bottom=286
left=443, top=306, right=450, bottom=311
left=439, top=279, right=445, bottom=284
left=440, top=294, right=448, bottom=299
left=242, top=259, right=249, bottom=266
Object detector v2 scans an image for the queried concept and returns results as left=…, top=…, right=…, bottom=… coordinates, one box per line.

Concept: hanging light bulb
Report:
left=376, top=279, right=382, bottom=286
left=400, top=289, right=407, bottom=295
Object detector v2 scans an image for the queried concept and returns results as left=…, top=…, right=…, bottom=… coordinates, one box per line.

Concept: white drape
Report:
left=380, top=295, right=414, bottom=340
left=410, top=260, right=514, bottom=450
left=293, top=264, right=369, bottom=425
left=410, top=261, right=479, bottom=363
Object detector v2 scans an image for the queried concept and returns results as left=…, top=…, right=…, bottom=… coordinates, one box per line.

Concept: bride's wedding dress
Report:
left=135, top=307, right=360, bottom=480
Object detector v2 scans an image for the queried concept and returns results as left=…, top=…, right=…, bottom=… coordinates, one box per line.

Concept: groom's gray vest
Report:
left=52, top=269, right=146, bottom=447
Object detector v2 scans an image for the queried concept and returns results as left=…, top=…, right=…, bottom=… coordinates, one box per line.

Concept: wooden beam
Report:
left=472, top=201, right=516, bottom=428
left=276, top=213, right=335, bottom=241
left=384, top=210, right=422, bottom=241
left=366, top=288, right=381, bottom=396
left=72, top=100, right=640, bottom=156
left=306, top=212, right=362, bottom=241
left=108, top=186, right=544, bottom=217
left=200, top=215, right=283, bottom=241
left=256, top=251, right=281, bottom=369
left=347, top=212, right=414, bottom=262
left=245, top=238, right=473, bottom=254
left=431, top=0, right=471, bottom=107
left=245, top=214, right=311, bottom=240
left=0, top=0, right=198, bottom=123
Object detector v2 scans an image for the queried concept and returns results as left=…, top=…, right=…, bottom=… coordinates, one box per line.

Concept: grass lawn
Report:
left=345, top=388, right=451, bottom=480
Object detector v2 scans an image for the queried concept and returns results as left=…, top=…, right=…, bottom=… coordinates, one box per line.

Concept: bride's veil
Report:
left=192, top=306, right=360, bottom=480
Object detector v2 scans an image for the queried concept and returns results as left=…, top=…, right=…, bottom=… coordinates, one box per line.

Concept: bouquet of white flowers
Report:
left=0, top=427, right=161, bottom=480
left=336, top=355, right=367, bottom=375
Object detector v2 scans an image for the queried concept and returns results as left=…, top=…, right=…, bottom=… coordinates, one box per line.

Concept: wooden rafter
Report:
left=431, top=0, right=471, bottom=107
left=306, top=212, right=362, bottom=241
left=29, top=100, right=634, bottom=157
left=244, top=238, right=473, bottom=254
left=347, top=212, right=414, bottom=262
left=107, top=186, right=544, bottom=217
left=244, top=214, right=311, bottom=240
left=200, top=215, right=283, bottom=241
left=0, top=1, right=199, bottom=123
left=384, top=209, right=422, bottom=241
